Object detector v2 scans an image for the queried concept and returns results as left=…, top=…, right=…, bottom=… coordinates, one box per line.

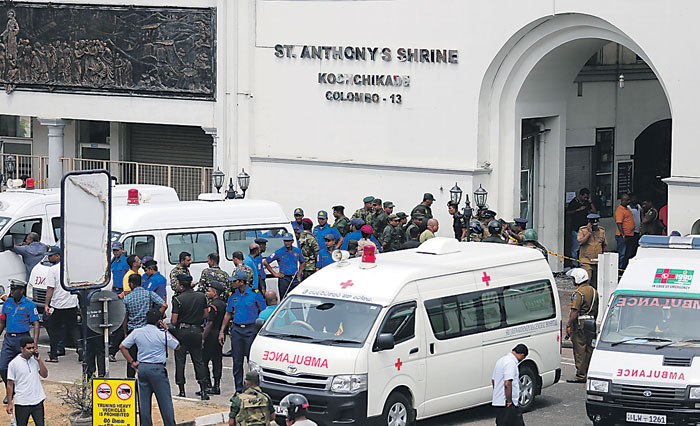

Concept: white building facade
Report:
left=0, top=0, right=696, bottom=268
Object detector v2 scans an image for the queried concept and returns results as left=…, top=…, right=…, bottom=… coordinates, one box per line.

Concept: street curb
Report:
left=177, top=411, right=228, bottom=426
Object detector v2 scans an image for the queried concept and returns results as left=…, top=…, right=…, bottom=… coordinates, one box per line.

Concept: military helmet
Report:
left=523, top=229, right=538, bottom=243
left=280, top=393, right=309, bottom=420
left=487, top=220, right=502, bottom=235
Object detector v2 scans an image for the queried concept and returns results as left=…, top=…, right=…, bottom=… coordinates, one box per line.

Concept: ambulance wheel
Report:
left=382, top=391, right=415, bottom=426
left=518, top=365, right=537, bottom=412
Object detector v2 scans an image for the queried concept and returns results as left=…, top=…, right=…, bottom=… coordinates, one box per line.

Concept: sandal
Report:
left=46, top=358, right=59, bottom=363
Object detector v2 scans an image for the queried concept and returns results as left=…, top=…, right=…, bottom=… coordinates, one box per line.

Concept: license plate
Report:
left=626, top=412, right=667, bottom=424
left=274, top=405, right=287, bottom=416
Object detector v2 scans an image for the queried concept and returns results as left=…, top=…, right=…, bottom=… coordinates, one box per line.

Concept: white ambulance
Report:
left=0, top=184, right=179, bottom=307
left=110, top=194, right=294, bottom=304
left=249, top=237, right=562, bottom=426
left=586, top=235, right=700, bottom=426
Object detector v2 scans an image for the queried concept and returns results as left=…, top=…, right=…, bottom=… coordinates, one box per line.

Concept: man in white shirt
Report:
left=6, top=336, right=48, bottom=426
left=42, top=246, right=80, bottom=363
left=492, top=344, right=528, bottom=426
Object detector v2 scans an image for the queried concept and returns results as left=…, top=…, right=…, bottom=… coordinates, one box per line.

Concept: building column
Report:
left=38, top=118, right=70, bottom=188
left=202, top=127, right=218, bottom=192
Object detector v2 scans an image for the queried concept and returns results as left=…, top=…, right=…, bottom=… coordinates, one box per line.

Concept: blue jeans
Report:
left=570, top=231, right=580, bottom=267
left=616, top=235, right=627, bottom=270
left=138, top=363, right=176, bottom=426
left=231, top=326, right=256, bottom=392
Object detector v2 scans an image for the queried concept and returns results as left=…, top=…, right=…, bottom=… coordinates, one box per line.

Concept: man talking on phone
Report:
left=6, top=336, right=48, bottom=426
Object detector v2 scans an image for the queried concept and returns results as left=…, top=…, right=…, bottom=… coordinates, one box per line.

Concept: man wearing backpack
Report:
left=228, top=371, right=275, bottom=425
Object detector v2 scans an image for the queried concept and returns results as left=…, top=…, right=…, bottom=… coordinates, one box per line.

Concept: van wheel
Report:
left=518, top=365, right=537, bottom=412
left=382, top=392, right=414, bottom=426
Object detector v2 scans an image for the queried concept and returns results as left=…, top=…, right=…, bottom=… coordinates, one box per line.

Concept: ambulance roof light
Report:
left=639, top=235, right=700, bottom=249
left=127, top=189, right=139, bottom=205
left=25, top=178, right=34, bottom=190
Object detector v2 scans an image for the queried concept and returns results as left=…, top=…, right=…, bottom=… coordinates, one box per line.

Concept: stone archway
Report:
left=477, top=13, right=672, bottom=263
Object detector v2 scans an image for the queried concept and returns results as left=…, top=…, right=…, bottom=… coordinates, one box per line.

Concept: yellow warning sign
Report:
left=92, top=378, right=137, bottom=425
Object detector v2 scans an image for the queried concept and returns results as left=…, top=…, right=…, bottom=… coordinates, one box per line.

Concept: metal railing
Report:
left=62, top=158, right=212, bottom=201
left=0, top=153, right=211, bottom=200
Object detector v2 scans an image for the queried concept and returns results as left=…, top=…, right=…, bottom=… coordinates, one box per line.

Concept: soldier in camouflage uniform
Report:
left=332, top=205, right=350, bottom=236
left=396, top=212, right=408, bottom=246
left=381, top=214, right=403, bottom=252
left=228, top=371, right=274, bottom=426
left=352, top=196, right=376, bottom=224
left=372, top=200, right=393, bottom=239
left=411, top=193, right=435, bottom=219
left=232, top=251, right=255, bottom=294
left=471, top=209, right=496, bottom=242
left=299, top=219, right=320, bottom=281
left=170, top=251, right=192, bottom=296
left=198, top=253, right=230, bottom=301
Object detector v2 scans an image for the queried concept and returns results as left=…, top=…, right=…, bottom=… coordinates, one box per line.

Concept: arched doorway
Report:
left=634, top=119, right=672, bottom=208
left=477, top=14, right=672, bottom=269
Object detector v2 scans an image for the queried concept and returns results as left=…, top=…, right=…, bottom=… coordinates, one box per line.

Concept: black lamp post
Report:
left=237, top=169, right=250, bottom=198
left=450, top=183, right=474, bottom=241
left=212, top=168, right=225, bottom=193
left=474, top=184, right=488, bottom=218
left=5, top=155, right=16, bottom=181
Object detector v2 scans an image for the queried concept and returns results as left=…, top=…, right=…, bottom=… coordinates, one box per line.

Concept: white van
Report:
left=249, top=237, right=561, bottom=426
left=0, top=184, right=179, bottom=306
left=586, top=235, right=700, bottom=426
left=111, top=196, right=294, bottom=304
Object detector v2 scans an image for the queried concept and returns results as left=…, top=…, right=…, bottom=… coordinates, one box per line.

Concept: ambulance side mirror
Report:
left=374, top=333, right=395, bottom=352
left=254, top=318, right=265, bottom=333
left=583, top=319, right=596, bottom=340
left=0, top=235, right=12, bottom=251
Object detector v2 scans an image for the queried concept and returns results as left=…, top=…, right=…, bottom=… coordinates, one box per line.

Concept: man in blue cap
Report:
left=340, top=219, right=382, bottom=252
left=0, top=279, right=40, bottom=402
left=317, top=234, right=337, bottom=269
left=110, top=241, right=128, bottom=294
left=254, top=238, right=268, bottom=291
left=263, top=233, right=304, bottom=299
left=352, top=196, right=375, bottom=224
left=218, top=270, right=266, bottom=393
left=313, top=210, right=343, bottom=249
left=291, top=208, right=304, bottom=235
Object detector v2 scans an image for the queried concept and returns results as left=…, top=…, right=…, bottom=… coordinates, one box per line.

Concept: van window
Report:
left=51, top=217, right=61, bottom=242
left=7, top=218, right=42, bottom=245
left=0, top=217, right=10, bottom=233
left=223, top=228, right=287, bottom=260
left=503, top=281, right=556, bottom=326
left=167, top=232, right=217, bottom=264
left=123, top=235, right=156, bottom=259
left=424, top=280, right=555, bottom=340
left=379, top=302, right=416, bottom=345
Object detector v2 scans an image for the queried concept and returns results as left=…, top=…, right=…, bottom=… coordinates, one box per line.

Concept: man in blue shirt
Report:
left=0, top=279, right=40, bottom=402
left=110, top=242, right=129, bottom=293
left=123, top=274, right=167, bottom=378
left=254, top=238, right=268, bottom=291
left=317, top=234, right=337, bottom=269
left=120, top=308, right=180, bottom=426
left=219, top=270, right=266, bottom=392
left=258, top=291, right=278, bottom=322
left=340, top=219, right=382, bottom=252
left=291, top=208, right=304, bottom=235
left=313, top=210, right=343, bottom=250
left=12, top=232, right=46, bottom=281
left=244, top=244, right=260, bottom=291
left=263, top=233, right=304, bottom=299
left=142, top=260, right=167, bottom=299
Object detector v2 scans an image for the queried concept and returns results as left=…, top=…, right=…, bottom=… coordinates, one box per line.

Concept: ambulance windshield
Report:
left=260, top=295, right=382, bottom=346
left=0, top=217, right=9, bottom=232
left=600, top=295, right=700, bottom=346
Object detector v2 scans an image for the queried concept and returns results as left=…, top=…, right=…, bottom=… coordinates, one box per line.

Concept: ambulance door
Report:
left=0, top=217, right=44, bottom=285
left=367, top=282, right=425, bottom=419
left=417, top=273, right=483, bottom=417
left=45, top=203, right=60, bottom=244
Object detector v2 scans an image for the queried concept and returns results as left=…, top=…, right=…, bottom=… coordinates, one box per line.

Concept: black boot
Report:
left=199, top=383, right=210, bottom=401
left=196, top=382, right=210, bottom=396
left=177, top=384, right=186, bottom=398
left=209, top=380, right=221, bottom=395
